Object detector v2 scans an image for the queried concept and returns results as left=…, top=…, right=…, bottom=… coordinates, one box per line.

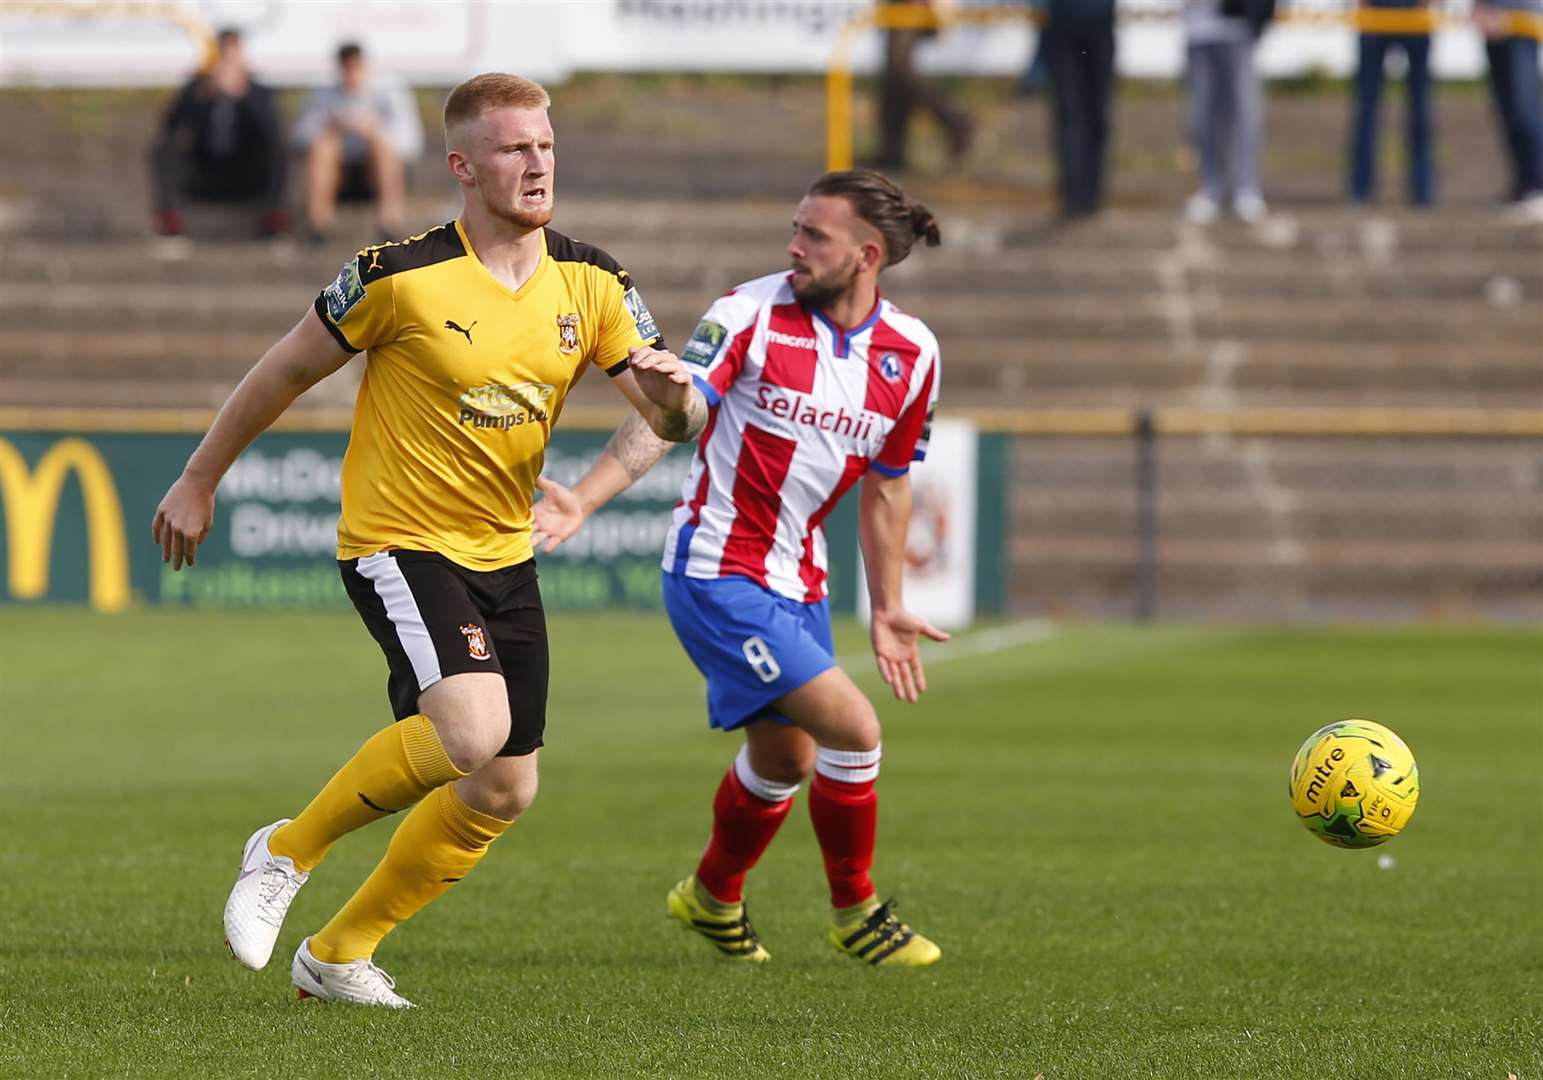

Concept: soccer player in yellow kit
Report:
left=152, top=73, right=707, bottom=1007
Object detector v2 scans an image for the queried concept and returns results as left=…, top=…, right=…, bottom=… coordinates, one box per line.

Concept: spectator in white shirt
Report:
left=293, top=42, right=424, bottom=242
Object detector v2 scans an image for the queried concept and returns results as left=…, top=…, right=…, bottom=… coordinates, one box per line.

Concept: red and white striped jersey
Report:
left=662, top=271, right=941, bottom=602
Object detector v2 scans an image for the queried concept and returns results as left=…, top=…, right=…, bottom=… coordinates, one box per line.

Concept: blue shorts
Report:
left=661, top=571, right=836, bottom=732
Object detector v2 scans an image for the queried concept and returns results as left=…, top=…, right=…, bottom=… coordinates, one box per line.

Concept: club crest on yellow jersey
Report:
left=556, top=313, right=581, bottom=355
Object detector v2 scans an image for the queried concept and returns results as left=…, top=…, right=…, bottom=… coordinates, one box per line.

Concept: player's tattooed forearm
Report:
left=607, top=410, right=675, bottom=481
left=655, top=389, right=708, bottom=444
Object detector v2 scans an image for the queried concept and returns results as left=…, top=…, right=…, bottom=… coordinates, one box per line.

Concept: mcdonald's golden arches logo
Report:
left=0, top=436, right=130, bottom=612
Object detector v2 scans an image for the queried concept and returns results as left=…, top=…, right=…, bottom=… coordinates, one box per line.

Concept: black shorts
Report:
left=339, top=550, right=548, bottom=757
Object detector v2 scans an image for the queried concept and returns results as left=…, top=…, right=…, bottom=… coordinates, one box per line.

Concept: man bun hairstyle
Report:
left=444, top=72, right=551, bottom=135
left=807, top=168, right=941, bottom=267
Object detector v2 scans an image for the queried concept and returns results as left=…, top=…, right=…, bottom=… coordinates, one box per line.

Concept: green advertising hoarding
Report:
left=0, top=426, right=1004, bottom=616
left=0, top=429, right=862, bottom=614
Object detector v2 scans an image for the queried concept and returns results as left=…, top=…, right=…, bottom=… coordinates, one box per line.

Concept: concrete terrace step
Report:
left=6, top=243, right=1541, bottom=303
left=3, top=276, right=1537, bottom=351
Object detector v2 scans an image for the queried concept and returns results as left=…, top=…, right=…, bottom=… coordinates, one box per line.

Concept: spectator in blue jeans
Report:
left=1349, top=0, right=1435, bottom=206
left=1475, top=0, right=1543, bottom=220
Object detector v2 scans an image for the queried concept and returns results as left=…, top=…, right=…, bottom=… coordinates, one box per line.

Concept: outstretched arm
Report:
left=532, top=408, right=677, bottom=554
left=859, top=470, right=950, bottom=702
left=623, top=344, right=708, bottom=443
left=152, top=307, right=352, bottom=569
left=530, top=358, right=706, bottom=553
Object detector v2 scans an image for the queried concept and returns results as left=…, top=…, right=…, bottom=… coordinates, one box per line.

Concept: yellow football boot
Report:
left=666, top=876, right=771, bottom=962
left=829, top=898, right=941, bottom=967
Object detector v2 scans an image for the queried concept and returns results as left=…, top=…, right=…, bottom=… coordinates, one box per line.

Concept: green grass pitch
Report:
left=1, top=609, right=1539, bottom=1079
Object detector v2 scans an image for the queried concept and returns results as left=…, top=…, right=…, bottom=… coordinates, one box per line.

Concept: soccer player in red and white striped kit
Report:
left=535, top=169, right=948, bottom=965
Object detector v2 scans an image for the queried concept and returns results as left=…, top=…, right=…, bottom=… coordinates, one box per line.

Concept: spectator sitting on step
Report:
left=149, top=28, right=288, bottom=238
left=1474, top=0, right=1543, bottom=222
left=292, top=42, right=424, bottom=243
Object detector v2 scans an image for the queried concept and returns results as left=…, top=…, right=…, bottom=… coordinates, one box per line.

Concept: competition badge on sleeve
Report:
left=623, top=287, right=660, bottom=342
left=682, top=320, right=728, bottom=366
left=322, top=259, right=366, bottom=324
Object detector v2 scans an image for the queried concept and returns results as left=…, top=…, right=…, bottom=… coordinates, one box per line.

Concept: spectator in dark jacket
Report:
left=1349, top=0, right=1436, bottom=206
left=1045, top=0, right=1117, bottom=217
left=1475, top=0, right=1543, bottom=221
left=149, top=28, right=287, bottom=237
left=1183, top=0, right=1277, bottom=224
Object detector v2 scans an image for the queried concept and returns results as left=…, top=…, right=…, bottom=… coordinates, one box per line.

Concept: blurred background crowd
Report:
left=135, top=0, right=1543, bottom=238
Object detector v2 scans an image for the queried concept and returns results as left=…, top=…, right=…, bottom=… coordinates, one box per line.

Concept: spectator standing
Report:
left=1045, top=0, right=1117, bottom=217
left=149, top=28, right=287, bottom=238
left=1183, top=0, right=1277, bottom=224
left=1015, top=2, right=1052, bottom=98
left=293, top=43, right=424, bottom=242
left=1475, top=0, right=1543, bottom=221
left=1349, top=0, right=1436, bottom=206
left=873, top=0, right=974, bottom=171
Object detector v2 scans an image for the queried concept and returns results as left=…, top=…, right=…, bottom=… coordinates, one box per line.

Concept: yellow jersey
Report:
left=314, top=219, right=660, bottom=570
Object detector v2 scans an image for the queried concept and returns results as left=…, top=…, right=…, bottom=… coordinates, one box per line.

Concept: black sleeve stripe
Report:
left=604, top=358, right=630, bottom=377
left=313, top=296, right=362, bottom=354
left=544, top=228, right=628, bottom=282
left=357, top=222, right=466, bottom=285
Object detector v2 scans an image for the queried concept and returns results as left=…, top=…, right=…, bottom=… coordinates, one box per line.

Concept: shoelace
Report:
left=731, top=907, right=764, bottom=952
left=344, top=959, right=401, bottom=1000
left=255, top=864, right=306, bottom=927
left=862, top=898, right=906, bottom=937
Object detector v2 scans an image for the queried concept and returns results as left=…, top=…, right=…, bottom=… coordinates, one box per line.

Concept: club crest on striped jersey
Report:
left=556, top=313, right=580, bottom=355
left=459, top=623, right=491, bottom=661
left=878, top=353, right=904, bottom=381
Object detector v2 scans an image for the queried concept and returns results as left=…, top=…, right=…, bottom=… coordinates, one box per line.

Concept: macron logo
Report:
left=766, top=328, right=817, bottom=350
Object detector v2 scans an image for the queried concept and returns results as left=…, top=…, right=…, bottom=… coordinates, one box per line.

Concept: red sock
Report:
left=695, top=765, right=793, bottom=903
left=808, top=773, right=878, bottom=909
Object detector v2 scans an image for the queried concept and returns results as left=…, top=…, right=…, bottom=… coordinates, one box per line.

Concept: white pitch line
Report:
left=839, top=618, right=1058, bottom=671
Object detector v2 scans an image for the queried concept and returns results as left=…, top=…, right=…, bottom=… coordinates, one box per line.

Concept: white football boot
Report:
left=292, top=937, right=415, bottom=1008
left=223, top=819, right=309, bottom=970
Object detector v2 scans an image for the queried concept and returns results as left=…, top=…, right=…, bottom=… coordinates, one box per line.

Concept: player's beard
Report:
left=790, top=254, right=860, bottom=308
left=495, top=199, right=554, bottom=230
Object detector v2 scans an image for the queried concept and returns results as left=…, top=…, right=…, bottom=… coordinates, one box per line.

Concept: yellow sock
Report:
left=269, top=714, right=465, bottom=873
left=309, top=783, right=512, bottom=964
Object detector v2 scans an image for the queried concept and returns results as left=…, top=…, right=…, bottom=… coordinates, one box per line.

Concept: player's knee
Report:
left=832, top=695, right=881, bottom=753
left=750, top=744, right=813, bottom=786
left=467, top=762, right=538, bottom=820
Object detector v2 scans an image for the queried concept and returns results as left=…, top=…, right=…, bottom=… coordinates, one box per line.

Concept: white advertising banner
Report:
left=857, top=418, right=977, bottom=632
left=0, top=0, right=1497, bottom=88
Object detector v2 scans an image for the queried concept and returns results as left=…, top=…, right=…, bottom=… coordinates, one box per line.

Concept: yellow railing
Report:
left=3, top=405, right=1541, bottom=438
left=827, top=2, right=1543, bottom=170
left=4, top=1, right=216, bottom=68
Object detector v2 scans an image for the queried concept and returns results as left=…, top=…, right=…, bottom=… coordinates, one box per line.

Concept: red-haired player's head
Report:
left=443, top=73, right=555, bottom=232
